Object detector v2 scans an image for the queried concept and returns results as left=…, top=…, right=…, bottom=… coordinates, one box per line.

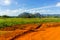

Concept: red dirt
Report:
left=1, top=22, right=60, bottom=40
left=0, top=23, right=40, bottom=31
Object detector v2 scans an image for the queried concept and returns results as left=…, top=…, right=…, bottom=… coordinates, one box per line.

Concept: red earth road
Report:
left=0, top=23, right=60, bottom=40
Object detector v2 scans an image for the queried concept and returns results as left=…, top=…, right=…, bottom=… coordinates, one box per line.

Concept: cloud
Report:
left=0, top=6, right=57, bottom=16
left=0, top=8, right=54, bottom=16
left=0, top=9, right=27, bottom=16
left=0, top=0, right=11, bottom=6
left=0, top=2, right=60, bottom=16
left=56, top=2, right=60, bottom=7
left=4, top=0, right=11, bottom=5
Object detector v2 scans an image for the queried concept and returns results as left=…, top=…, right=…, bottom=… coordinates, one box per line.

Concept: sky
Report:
left=0, top=0, right=60, bottom=16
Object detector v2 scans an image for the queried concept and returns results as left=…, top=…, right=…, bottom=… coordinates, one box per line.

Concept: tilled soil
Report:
left=0, top=22, right=60, bottom=40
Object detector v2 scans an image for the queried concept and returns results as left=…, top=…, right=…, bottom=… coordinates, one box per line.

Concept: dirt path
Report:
left=1, top=23, right=60, bottom=40
left=14, top=27, right=60, bottom=40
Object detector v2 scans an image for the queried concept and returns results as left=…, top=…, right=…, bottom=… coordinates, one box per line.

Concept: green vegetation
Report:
left=0, top=18, right=41, bottom=28
left=0, top=12, right=41, bottom=18
left=0, top=12, right=60, bottom=28
left=40, top=18, right=60, bottom=22
left=0, top=18, right=60, bottom=28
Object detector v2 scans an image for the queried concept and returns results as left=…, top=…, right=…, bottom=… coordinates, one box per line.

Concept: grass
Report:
left=0, top=18, right=60, bottom=35
left=41, top=18, right=60, bottom=23
left=0, top=18, right=41, bottom=28
left=0, top=18, right=60, bottom=28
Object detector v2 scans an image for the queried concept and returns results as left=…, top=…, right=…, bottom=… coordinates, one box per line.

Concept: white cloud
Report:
left=4, top=0, right=11, bottom=5
left=0, top=2, right=60, bottom=16
left=0, top=0, right=11, bottom=6
left=0, top=9, right=27, bottom=16
left=56, top=2, right=60, bottom=7
left=0, top=6, right=57, bottom=16
left=0, top=8, right=52, bottom=16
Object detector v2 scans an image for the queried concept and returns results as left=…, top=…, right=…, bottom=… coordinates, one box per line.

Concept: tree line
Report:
left=0, top=12, right=60, bottom=18
left=0, top=12, right=42, bottom=18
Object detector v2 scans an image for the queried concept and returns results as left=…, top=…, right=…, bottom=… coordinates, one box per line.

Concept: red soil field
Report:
left=0, top=22, right=60, bottom=40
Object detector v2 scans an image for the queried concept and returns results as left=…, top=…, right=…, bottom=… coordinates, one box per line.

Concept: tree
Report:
left=2, top=15, right=10, bottom=18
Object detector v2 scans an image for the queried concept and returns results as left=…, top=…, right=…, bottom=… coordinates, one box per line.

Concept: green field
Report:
left=0, top=18, right=60, bottom=35
left=0, top=18, right=41, bottom=28
left=40, top=18, right=60, bottom=22
left=0, top=18, right=60, bottom=28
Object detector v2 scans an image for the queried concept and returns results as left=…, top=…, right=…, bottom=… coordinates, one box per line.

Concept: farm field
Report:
left=0, top=18, right=60, bottom=40
left=0, top=18, right=60, bottom=28
left=0, top=18, right=41, bottom=28
left=0, top=0, right=60, bottom=40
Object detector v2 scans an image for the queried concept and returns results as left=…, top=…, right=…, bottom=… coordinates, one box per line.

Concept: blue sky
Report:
left=0, top=0, right=60, bottom=16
